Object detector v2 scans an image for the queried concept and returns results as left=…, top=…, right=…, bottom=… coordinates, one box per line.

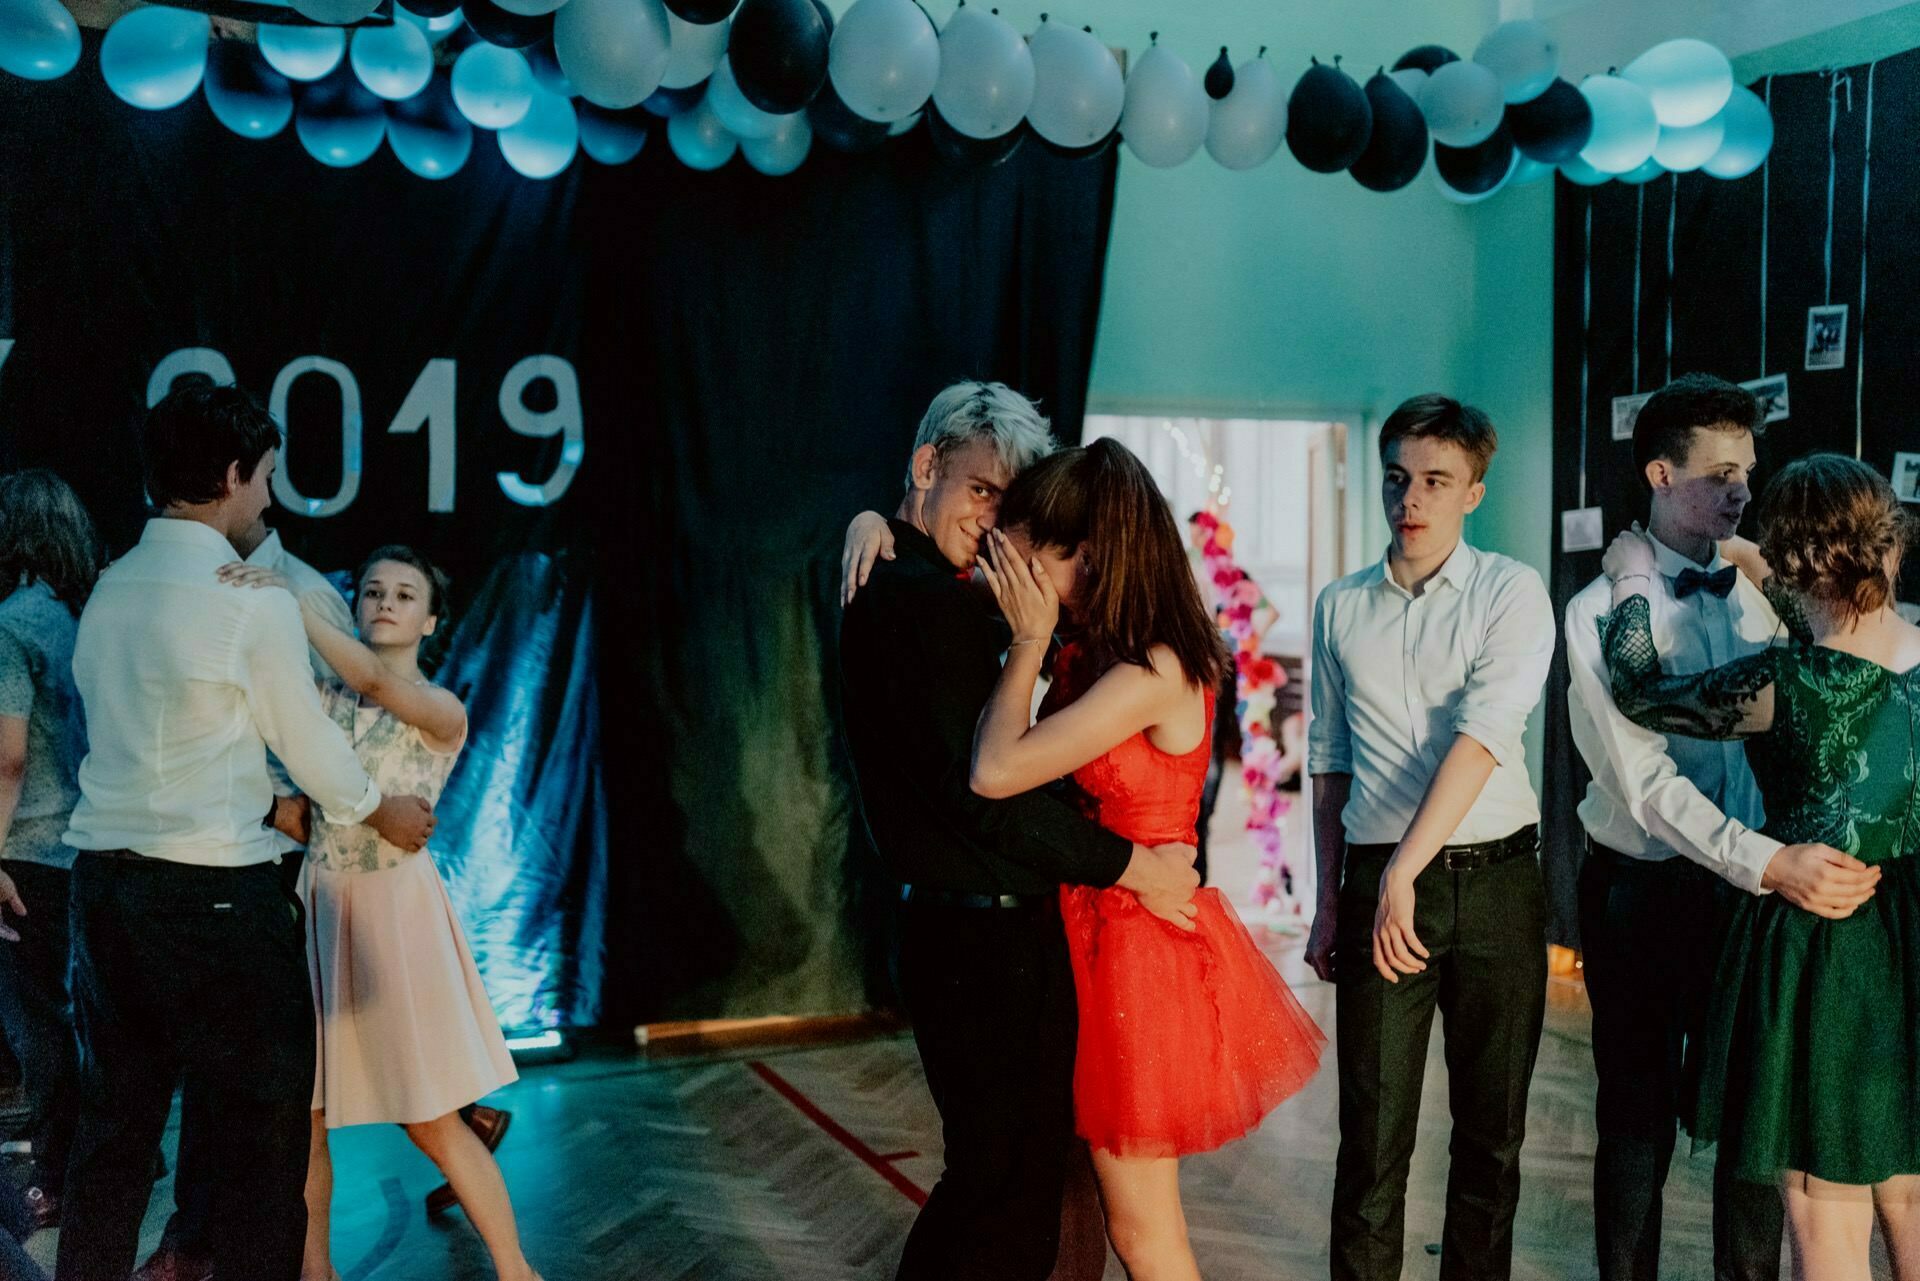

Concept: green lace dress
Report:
left=1602, top=593, right=1920, bottom=1184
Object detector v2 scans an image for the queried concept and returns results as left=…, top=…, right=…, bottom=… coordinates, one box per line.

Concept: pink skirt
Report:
left=300, top=853, right=518, bottom=1128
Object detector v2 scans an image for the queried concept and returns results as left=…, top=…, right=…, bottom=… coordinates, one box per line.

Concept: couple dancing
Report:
left=838, top=381, right=1326, bottom=1281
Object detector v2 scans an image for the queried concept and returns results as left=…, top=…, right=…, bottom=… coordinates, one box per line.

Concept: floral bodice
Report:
left=306, top=677, right=462, bottom=873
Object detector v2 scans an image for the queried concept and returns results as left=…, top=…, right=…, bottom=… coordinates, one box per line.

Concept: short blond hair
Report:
left=904, top=381, right=1056, bottom=491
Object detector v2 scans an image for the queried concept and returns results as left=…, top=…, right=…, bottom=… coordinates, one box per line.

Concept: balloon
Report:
left=295, top=62, right=385, bottom=166
left=387, top=74, right=474, bottom=176
left=292, top=0, right=382, bottom=27
left=1120, top=39, right=1206, bottom=168
left=1506, top=77, right=1590, bottom=163
left=667, top=91, right=738, bottom=167
left=886, top=108, right=920, bottom=134
left=1025, top=21, right=1122, bottom=149
left=728, top=0, right=829, bottom=114
left=1286, top=58, right=1370, bottom=173
left=1618, top=156, right=1666, bottom=185
left=1388, top=67, right=1426, bottom=105
left=931, top=3, right=1031, bottom=140
left=742, top=108, right=811, bottom=173
left=203, top=39, right=294, bottom=138
left=708, top=52, right=791, bottom=138
left=1622, top=37, right=1732, bottom=128
left=1418, top=58, right=1502, bottom=147
left=1204, top=46, right=1232, bottom=100
left=492, top=0, right=571, bottom=21
left=926, top=101, right=1022, bottom=166
left=1204, top=55, right=1283, bottom=171
left=1558, top=155, right=1611, bottom=186
left=258, top=24, right=345, bottom=82
left=808, top=76, right=890, bottom=151
left=1392, top=45, right=1457, bottom=75
left=828, top=0, right=937, bottom=124
left=465, top=0, right=552, bottom=49
left=643, top=81, right=704, bottom=115
left=1472, top=19, right=1557, bottom=105
left=1510, top=154, right=1552, bottom=185
left=1434, top=146, right=1517, bottom=203
left=402, top=0, right=463, bottom=19
left=351, top=21, right=432, bottom=100
left=525, top=39, right=574, bottom=95
left=398, top=3, right=466, bottom=42
left=662, top=8, right=728, bottom=89
left=664, top=0, right=731, bottom=22
left=1433, top=121, right=1514, bottom=194
left=498, top=81, right=578, bottom=175
left=1349, top=69, right=1426, bottom=192
left=1701, top=85, right=1773, bottom=180
left=577, top=100, right=650, bottom=160
left=451, top=43, right=533, bottom=127
left=1652, top=115, right=1723, bottom=172
left=1578, top=73, right=1659, bottom=174
left=551, top=0, right=671, bottom=108
left=0, top=0, right=79, bottom=81
left=100, top=7, right=209, bottom=111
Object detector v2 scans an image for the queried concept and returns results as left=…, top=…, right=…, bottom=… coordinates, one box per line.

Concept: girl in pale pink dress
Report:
left=222, top=546, right=537, bottom=1281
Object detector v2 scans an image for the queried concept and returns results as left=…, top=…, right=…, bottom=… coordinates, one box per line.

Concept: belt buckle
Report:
left=1442, top=848, right=1464, bottom=872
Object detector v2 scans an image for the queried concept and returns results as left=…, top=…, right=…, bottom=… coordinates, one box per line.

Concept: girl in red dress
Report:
left=969, top=438, right=1325, bottom=1280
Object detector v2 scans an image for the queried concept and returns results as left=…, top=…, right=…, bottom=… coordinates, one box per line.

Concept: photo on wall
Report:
left=1894, top=452, right=1920, bottom=504
left=1805, top=304, right=1849, bottom=371
left=1738, top=374, right=1791, bottom=425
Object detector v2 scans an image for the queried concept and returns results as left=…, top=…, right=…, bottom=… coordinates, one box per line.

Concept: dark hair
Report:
left=354, top=544, right=451, bottom=622
left=141, top=382, right=282, bottom=510
left=1631, top=373, right=1761, bottom=490
left=998, top=437, right=1228, bottom=691
left=1757, top=453, right=1915, bottom=621
left=0, top=470, right=103, bottom=615
left=1377, top=394, right=1498, bottom=481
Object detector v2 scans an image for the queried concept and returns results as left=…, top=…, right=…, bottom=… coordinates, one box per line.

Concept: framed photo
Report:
left=1893, top=452, right=1920, bottom=504
left=1561, top=506, right=1604, bottom=553
left=1805, top=304, right=1848, bottom=371
left=1610, top=391, right=1654, bottom=441
left=1738, top=373, right=1790, bottom=425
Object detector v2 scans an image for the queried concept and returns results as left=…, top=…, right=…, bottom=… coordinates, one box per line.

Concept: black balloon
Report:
left=926, top=103, right=1024, bottom=167
left=402, top=0, right=462, bottom=18
left=1349, top=70, right=1427, bottom=192
left=728, top=0, right=830, bottom=115
left=1507, top=78, right=1593, bottom=163
left=1286, top=58, right=1372, bottom=174
left=808, top=78, right=891, bottom=152
left=462, top=0, right=551, bottom=49
left=1434, top=122, right=1516, bottom=195
left=664, top=0, right=734, bottom=23
left=641, top=82, right=705, bottom=116
left=1204, top=45, right=1233, bottom=99
left=1392, top=44, right=1459, bottom=74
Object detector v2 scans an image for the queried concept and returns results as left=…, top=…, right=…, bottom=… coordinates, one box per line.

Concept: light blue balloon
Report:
left=1577, top=73, right=1658, bottom=174
left=577, top=101, right=649, bottom=162
left=258, top=24, right=346, bottom=83
left=742, top=111, right=810, bottom=174
left=1618, top=156, right=1666, bottom=185
left=396, top=3, right=465, bottom=43
left=1472, top=19, right=1558, bottom=105
left=1558, top=155, right=1612, bottom=186
left=351, top=21, right=433, bottom=101
left=667, top=92, right=736, bottom=169
left=498, top=82, right=578, bottom=177
left=100, top=6, right=209, bottom=110
left=0, top=0, right=81, bottom=81
left=1702, top=85, right=1773, bottom=180
left=203, top=39, right=294, bottom=139
left=296, top=63, right=386, bottom=167
left=1510, top=154, right=1553, bottom=186
left=387, top=74, right=474, bottom=177
left=1622, top=37, right=1732, bottom=129
left=452, top=43, right=533, bottom=129
left=527, top=41, right=576, bottom=97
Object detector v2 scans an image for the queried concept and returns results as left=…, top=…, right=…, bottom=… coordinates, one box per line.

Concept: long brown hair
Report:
left=1757, top=453, right=1914, bottom=621
left=999, top=437, right=1228, bottom=690
left=0, top=470, right=103, bottom=616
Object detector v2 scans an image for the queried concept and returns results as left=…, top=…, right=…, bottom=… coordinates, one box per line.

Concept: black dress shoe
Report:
left=22, top=1185, right=59, bottom=1231
left=425, top=1107, right=513, bottom=1217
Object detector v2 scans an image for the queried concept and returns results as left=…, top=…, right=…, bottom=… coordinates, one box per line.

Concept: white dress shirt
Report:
left=1309, top=540, right=1555, bottom=847
left=247, top=529, right=353, bottom=684
left=1565, top=533, right=1784, bottom=894
left=65, top=519, right=382, bottom=867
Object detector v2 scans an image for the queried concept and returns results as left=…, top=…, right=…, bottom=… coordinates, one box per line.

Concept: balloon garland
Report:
left=0, top=0, right=1774, bottom=192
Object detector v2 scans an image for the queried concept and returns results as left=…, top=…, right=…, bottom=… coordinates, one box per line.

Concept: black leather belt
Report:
left=1354, top=825, right=1538, bottom=873
left=899, top=884, right=1051, bottom=910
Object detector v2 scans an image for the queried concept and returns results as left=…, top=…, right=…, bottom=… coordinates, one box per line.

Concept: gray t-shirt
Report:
left=0, top=580, right=84, bottom=867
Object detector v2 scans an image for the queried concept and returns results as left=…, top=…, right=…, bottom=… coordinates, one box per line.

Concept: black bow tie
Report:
left=1673, top=565, right=1739, bottom=599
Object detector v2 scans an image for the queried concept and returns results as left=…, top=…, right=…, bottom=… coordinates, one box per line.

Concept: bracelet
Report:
left=1612, top=573, right=1653, bottom=588
left=1008, top=637, right=1048, bottom=649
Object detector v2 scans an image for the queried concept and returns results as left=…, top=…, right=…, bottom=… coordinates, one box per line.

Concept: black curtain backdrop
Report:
left=1545, top=52, right=1920, bottom=947
left=0, top=34, right=1117, bottom=1029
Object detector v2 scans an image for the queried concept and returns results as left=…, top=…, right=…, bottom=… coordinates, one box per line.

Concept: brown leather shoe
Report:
left=424, top=1106, right=513, bottom=1217
left=22, top=1185, right=58, bottom=1231
left=131, top=1245, right=214, bottom=1281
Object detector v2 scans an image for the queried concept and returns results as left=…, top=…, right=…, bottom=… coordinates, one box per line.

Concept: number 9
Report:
left=496, top=356, right=583, bottom=507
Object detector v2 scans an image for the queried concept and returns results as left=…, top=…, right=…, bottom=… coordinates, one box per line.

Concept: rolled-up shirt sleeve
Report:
left=238, top=593, right=381, bottom=825
left=1308, top=590, right=1351, bottom=775
left=1451, top=566, right=1554, bottom=767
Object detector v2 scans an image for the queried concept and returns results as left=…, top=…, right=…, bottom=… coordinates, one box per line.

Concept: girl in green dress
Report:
left=1599, top=453, right=1920, bottom=1280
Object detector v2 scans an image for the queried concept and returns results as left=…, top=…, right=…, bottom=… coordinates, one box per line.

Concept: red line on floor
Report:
left=746, top=1059, right=930, bottom=1207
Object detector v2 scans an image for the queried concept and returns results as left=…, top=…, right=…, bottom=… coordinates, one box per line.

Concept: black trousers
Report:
left=0, top=861, right=78, bottom=1194
left=1330, top=840, right=1549, bottom=1281
left=894, top=896, right=1083, bottom=1281
left=1577, top=845, right=1784, bottom=1281
left=56, top=854, right=314, bottom=1281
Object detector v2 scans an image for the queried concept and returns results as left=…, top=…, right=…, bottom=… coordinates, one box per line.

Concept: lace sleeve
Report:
left=1600, top=594, right=1778, bottom=740
left=1761, top=576, right=1814, bottom=645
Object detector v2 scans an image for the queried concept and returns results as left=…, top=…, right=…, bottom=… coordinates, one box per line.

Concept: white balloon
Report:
left=1622, top=37, right=1733, bottom=128
left=1025, top=20, right=1122, bottom=148
left=1559, top=155, right=1612, bottom=186
left=742, top=109, right=812, bottom=173
left=395, top=4, right=463, bottom=42
left=1419, top=59, right=1503, bottom=147
left=1120, top=42, right=1206, bottom=169
left=498, top=82, right=579, bottom=177
left=451, top=43, right=533, bottom=129
left=662, top=9, right=729, bottom=89
left=258, top=24, right=344, bottom=82
left=1618, top=156, right=1666, bottom=185
left=668, top=91, right=738, bottom=168
left=1701, top=85, right=1773, bottom=180
left=0, top=0, right=80, bottom=81
left=1472, top=19, right=1558, bottom=105
left=493, top=0, right=571, bottom=18
left=291, top=0, right=381, bottom=27
left=1578, top=73, right=1659, bottom=174
left=829, top=0, right=939, bottom=124
left=553, top=0, right=671, bottom=110
left=350, top=21, right=432, bottom=101
left=932, top=4, right=1032, bottom=140
left=1388, top=67, right=1427, bottom=108
left=707, top=52, right=789, bottom=139
left=1652, top=115, right=1723, bottom=172
left=1204, top=56, right=1284, bottom=171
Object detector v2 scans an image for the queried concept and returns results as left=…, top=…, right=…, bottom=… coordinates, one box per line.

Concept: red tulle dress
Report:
left=1044, top=642, right=1326, bottom=1159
